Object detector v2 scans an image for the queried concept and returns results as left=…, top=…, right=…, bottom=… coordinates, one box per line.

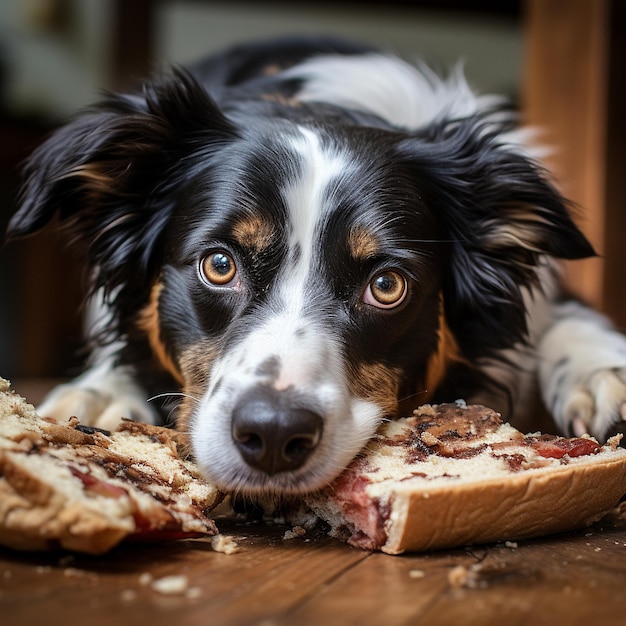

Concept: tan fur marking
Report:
left=137, top=283, right=184, bottom=385
left=231, top=214, right=276, bottom=251
left=347, top=226, right=381, bottom=260
left=260, top=92, right=302, bottom=107
left=486, top=223, right=544, bottom=252
left=350, top=362, right=403, bottom=418
left=262, top=64, right=282, bottom=76
left=483, top=206, right=555, bottom=253
left=175, top=340, right=223, bottom=435
left=65, top=164, right=115, bottom=192
left=423, top=294, right=465, bottom=402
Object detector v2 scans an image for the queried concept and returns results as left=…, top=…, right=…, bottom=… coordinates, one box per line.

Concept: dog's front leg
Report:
left=37, top=357, right=159, bottom=431
left=37, top=292, right=159, bottom=430
left=538, top=300, right=626, bottom=440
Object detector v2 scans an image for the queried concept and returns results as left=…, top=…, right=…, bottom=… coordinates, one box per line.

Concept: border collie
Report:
left=7, top=36, right=626, bottom=496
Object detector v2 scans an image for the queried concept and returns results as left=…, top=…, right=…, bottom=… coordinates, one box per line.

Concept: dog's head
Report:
left=8, top=68, right=593, bottom=495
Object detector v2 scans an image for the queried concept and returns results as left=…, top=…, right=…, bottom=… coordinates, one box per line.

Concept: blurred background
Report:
left=0, top=0, right=623, bottom=381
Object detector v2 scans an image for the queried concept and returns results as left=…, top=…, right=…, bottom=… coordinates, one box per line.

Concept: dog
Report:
left=7, top=36, right=626, bottom=497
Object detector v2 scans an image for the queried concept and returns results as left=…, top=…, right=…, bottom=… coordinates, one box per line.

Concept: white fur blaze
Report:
left=190, top=127, right=383, bottom=494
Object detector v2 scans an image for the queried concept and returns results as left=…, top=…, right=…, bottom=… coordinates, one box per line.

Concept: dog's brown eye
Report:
left=201, top=252, right=237, bottom=286
left=364, top=270, right=407, bottom=309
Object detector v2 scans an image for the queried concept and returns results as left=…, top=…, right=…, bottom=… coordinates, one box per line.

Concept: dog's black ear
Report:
left=398, top=113, right=595, bottom=357
left=7, top=68, right=237, bottom=293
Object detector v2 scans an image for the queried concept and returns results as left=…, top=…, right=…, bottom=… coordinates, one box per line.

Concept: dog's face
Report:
left=145, top=122, right=448, bottom=493
left=8, top=68, right=593, bottom=495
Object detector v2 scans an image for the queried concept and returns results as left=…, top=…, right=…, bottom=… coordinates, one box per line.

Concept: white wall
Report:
left=156, top=2, right=522, bottom=98
left=0, top=0, right=522, bottom=120
left=0, top=0, right=112, bottom=119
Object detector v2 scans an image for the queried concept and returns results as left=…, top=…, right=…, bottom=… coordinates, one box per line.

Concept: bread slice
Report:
left=4, top=377, right=626, bottom=556
left=0, top=379, right=223, bottom=554
left=304, top=403, right=626, bottom=554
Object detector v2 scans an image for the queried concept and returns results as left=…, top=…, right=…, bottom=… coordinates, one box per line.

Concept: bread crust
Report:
left=383, top=451, right=626, bottom=554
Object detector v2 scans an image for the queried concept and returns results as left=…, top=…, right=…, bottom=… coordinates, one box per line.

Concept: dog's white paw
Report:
left=538, top=303, right=626, bottom=442
left=38, top=385, right=156, bottom=431
left=37, top=363, right=158, bottom=431
left=551, top=367, right=626, bottom=440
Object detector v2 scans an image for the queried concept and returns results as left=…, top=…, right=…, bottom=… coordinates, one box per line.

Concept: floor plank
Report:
left=2, top=513, right=626, bottom=626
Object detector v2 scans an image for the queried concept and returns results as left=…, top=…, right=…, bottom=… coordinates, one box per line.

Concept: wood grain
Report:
left=523, top=0, right=609, bottom=309
left=2, top=513, right=626, bottom=626
left=523, top=0, right=626, bottom=331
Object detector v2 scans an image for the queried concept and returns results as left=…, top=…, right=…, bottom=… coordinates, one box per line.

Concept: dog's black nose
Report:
left=231, top=387, right=323, bottom=476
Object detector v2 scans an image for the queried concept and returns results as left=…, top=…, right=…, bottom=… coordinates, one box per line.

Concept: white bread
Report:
left=0, top=378, right=223, bottom=554
left=304, top=403, right=626, bottom=554
left=4, top=377, right=626, bottom=556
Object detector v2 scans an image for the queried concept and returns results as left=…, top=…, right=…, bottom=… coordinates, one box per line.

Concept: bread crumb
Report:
left=504, top=541, right=518, bottom=549
left=120, top=590, right=137, bottom=602
left=186, top=586, right=202, bottom=600
left=211, top=534, right=239, bottom=554
left=414, top=405, right=437, bottom=416
left=283, top=526, right=307, bottom=540
left=448, top=564, right=486, bottom=589
left=606, top=434, right=622, bottom=450
left=448, top=565, right=470, bottom=589
left=151, top=575, right=189, bottom=595
left=138, top=572, right=202, bottom=597
left=420, top=432, right=440, bottom=447
left=419, top=431, right=454, bottom=455
left=408, top=569, right=425, bottom=579
left=63, top=568, right=84, bottom=578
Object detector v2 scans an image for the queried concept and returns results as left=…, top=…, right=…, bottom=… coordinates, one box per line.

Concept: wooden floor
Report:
left=2, top=512, right=626, bottom=626
left=2, top=381, right=626, bottom=625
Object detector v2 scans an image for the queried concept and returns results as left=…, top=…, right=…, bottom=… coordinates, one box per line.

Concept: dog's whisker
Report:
left=396, top=388, right=429, bottom=406
left=403, top=238, right=460, bottom=244
left=147, top=392, right=200, bottom=404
